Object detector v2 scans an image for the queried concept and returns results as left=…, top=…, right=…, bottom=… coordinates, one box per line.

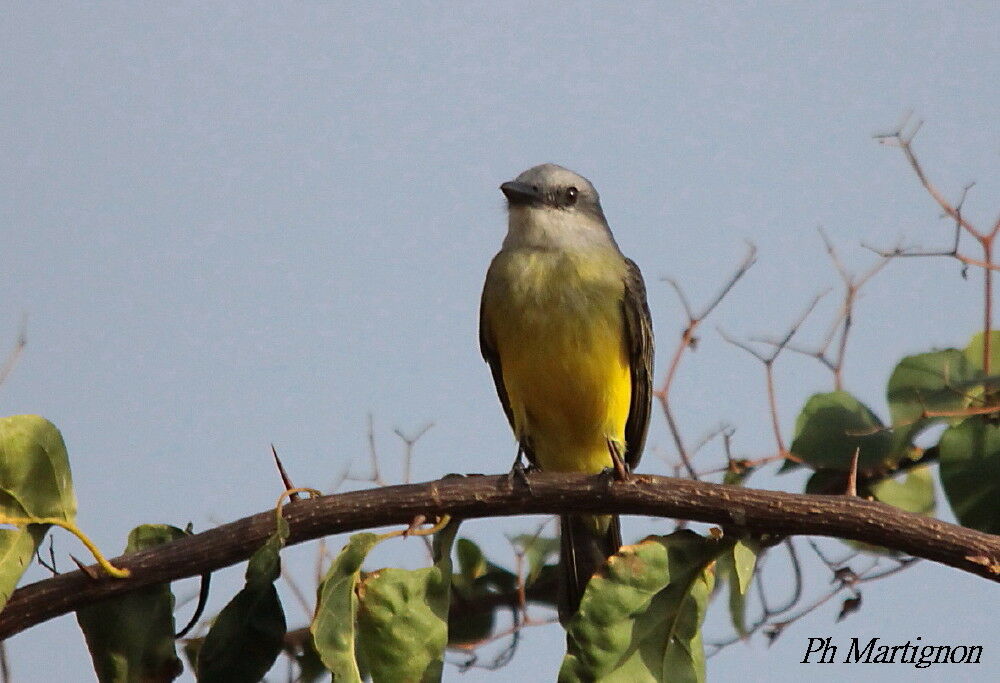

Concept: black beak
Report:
left=500, top=181, right=541, bottom=205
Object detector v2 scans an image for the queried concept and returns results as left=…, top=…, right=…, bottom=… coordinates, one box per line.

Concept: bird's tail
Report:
left=558, top=513, right=622, bottom=623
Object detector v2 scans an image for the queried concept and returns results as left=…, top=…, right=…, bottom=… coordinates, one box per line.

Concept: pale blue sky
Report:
left=2, top=3, right=998, bottom=681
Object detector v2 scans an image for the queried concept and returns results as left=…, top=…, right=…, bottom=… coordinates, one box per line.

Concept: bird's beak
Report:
left=500, top=181, right=541, bottom=204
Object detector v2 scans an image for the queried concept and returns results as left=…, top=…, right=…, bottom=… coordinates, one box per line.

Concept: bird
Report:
left=479, top=163, right=654, bottom=622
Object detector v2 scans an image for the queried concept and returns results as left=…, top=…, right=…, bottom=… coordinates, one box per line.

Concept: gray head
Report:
left=499, top=164, right=617, bottom=251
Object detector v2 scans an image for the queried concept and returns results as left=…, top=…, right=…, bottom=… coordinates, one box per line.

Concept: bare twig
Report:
left=394, top=422, right=434, bottom=485
left=363, top=413, right=386, bottom=486
left=449, top=529, right=558, bottom=673
left=807, top=538, right=861, bottom=571
left=281, top=567, right=314, bottom=621
left=720, top=292, right=825, bottom=456
left=874, top=118, right=999, bottom=372
left=856, top=557, right=919, bottom=582
left=35, top=535, right=58, bottom=576
left=754, top=229, right=884, bottom=393
left=709, top=539, right=805, bottom=654
left=818, top=229, right=891, bottom=389
left=655, top=244, right=758, bottom=477
left=0, top=314, right=27, bottom=388
left=874, top=115, right=977, bottom=235
left=690, top=423, right=736, bottom=458
left=770, top=539, right=804, bottom=616
left=345, top=413, right=389, bottom=487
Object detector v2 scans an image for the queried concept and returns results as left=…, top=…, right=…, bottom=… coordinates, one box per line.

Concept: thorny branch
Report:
left=759, top=230, right=889, bottom=390
left=871, top=114, right=1000, bottom=373
left=450, top=520, right=559, bottom=672
left=655, top=244, right=758, bottom=478
left=3, top=472, right=998, bottom=640
left=709, top=537, right=917, bottom=655
left=719, top=291, right=825, bottom=458
left=708, top=122, right=997, bottom=656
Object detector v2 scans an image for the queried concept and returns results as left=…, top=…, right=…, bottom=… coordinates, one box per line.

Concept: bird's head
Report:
left=500, top=164, right=615, bottom=250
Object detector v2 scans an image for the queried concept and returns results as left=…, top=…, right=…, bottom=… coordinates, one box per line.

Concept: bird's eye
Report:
left=565, top=186, right=579, bottom=205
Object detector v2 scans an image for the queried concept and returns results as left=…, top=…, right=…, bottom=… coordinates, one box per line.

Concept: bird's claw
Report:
left=506, top=445, right=534, bottom=493
left=607, top=439, right=630, bottom=482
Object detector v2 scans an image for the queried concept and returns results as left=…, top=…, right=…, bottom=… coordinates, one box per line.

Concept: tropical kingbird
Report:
left=479, top=163, right=654, bottom=622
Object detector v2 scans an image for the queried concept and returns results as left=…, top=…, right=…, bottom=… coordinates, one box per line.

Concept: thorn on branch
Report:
left=845, top=448, right=859, bottom=497
left=271, top=444, right=299, bottom=502
left=403, top=515, right=427, bottom=537
left=71, top=555, right=101, bottom=581
left=764, top=623, right=785, bottom=646
left=836, top=593, right=862, bottom=622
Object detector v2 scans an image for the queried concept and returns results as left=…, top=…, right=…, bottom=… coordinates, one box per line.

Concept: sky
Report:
left=2, top=2, right=998, bottom=681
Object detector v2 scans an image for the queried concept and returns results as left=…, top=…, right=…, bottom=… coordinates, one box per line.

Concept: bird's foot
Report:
left=506, top=445, right=535, bottom=492
left=607, top=439, right=630, bottom=482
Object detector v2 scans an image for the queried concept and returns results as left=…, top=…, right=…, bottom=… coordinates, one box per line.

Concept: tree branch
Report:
left=2, top=472, right=998, bottom=639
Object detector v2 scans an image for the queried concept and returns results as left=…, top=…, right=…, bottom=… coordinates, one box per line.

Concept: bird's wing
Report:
left=480, top=268, right=536, bottom=464
left=622, top=258, right=654, bottom=470
left=478, top=302, right=514, bottom=429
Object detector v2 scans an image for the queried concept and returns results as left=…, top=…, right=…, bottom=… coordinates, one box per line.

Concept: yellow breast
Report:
left=483, top=248, right=632, bottom=473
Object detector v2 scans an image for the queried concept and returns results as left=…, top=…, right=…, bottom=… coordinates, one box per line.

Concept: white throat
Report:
left=503, top=205, right=615, bottom=252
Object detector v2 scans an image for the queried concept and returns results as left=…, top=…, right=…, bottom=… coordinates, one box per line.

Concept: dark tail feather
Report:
left=558, top=513, right=622, bottom=623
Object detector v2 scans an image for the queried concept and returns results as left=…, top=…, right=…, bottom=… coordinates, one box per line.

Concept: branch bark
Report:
left=2, top=472, right=998, bottom=639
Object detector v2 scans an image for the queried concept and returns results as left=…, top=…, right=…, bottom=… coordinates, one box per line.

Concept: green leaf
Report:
left=0, top=415, right=78, bottom=610
left=311, top=532, right=382, bottom=681
left=356, top=522, right=459, bottom=683
left=76, top=524, right=188, bottom=683
left=0, top=414, right=77, bottom=520
left=450, top=538, right=496, bottom=645
left=450, top=538, right=520, bottom=646
left=789, top=392, right=893, bottom=471
left=963, top=331, right=1000, bottom=374
left=715, top=539, right=757, bottom=637
left=722, top=461, right=752, bottom=486
left=729, top=540, right=756, bottom=595
left=456, top=537, right=486, bottom=581
left=454, top=536, right=519, bottom=592
left=0, top=525, right=48, bottom=610
left=887, top=350, right=973, bottom=425
left=886, top=350, right=976, bottom=456
left=559, top=530, right=721, bottom=683
left=124, top=524, right=189, bottom=553
left=197, top=517, right=289, bottom=682
left=939, top=417, right=1000, bottom=534
left=509, top=533, right=560, bottom=585
left=454, top=538, right=520, bottom=599
left=312, top=523, right=461, bottom=682
left=292, top=635, right=329, bottom=683
left=870, top=466, right=936, bottom=516
left=804, top=469, right=848, bottom=495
